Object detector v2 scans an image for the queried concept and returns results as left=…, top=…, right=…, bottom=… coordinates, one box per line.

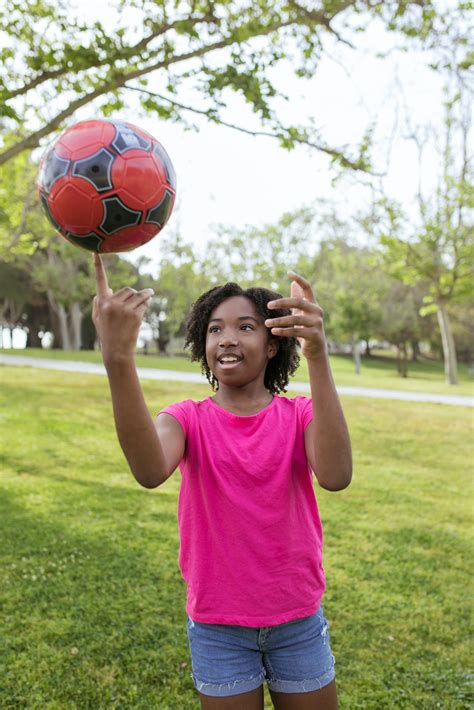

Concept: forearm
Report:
left=104, top=355, right=167, bottom=488
left=307, top=354, right=352, bottom=491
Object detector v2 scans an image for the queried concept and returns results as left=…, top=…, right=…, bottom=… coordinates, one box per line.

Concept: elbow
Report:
left=132, top=469, right=167, bottom=489
left=139, top=479, right=161, bottom=490
left=317, top=467, right=352, bottom=492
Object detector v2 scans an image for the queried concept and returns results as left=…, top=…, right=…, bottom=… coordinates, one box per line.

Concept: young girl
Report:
left=93, top=253, right=352, bottom=710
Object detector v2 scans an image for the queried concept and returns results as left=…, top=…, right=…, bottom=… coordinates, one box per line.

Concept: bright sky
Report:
left=64, top=0, right=447, bottom=274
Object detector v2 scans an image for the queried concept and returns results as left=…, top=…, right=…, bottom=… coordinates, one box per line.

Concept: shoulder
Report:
left=274, top=394, right=312, bottom=411
left=158, top=398, right=210, bottom=430
left=274, top=394, right=313, bottom=427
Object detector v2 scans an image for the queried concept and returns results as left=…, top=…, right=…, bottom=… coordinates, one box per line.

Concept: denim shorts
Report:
left=186, top=606, right=336, bottom=697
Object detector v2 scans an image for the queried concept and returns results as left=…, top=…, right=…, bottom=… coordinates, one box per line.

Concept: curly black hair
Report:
left=184, top=282, right=300, bottom=394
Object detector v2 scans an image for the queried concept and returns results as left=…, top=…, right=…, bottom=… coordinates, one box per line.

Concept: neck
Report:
left=212, top=384, right=273, bottom=413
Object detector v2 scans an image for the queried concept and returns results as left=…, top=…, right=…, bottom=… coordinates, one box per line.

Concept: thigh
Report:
left=198, top=686, right=264, bottom=710
left=187, top=616, right=266, bottom=699
left=263, top=607, right=336, bottom=695
left=269, top=679, right=338, bottom=710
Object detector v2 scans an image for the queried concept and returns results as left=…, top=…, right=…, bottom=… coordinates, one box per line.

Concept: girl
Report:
left=92, top=253, right=352, bottom=710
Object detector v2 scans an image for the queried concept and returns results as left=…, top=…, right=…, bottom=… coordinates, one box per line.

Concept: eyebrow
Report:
left=208, top=316, right=260, bottom=324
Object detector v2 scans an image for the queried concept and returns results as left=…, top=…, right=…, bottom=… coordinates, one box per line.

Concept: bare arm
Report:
left=265, top=270, right=352, bottom=492
left=92, top=254, right=184, bottom=488
left=304, top=355, right=352, bottom=491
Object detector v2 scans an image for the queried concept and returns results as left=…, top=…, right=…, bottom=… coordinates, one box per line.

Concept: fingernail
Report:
left=267, top=301, right=275, bottom=307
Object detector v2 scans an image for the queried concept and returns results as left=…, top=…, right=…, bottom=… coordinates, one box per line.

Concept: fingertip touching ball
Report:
left=37, top=119, right=177, bottom=253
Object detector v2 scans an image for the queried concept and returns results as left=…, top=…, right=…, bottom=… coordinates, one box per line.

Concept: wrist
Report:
left=103, top=349, right=136, bottom=369
left=305, top=347, right=329, bottom=366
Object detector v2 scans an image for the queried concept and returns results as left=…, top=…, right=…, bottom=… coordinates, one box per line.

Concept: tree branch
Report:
left=126, top=84, right=371, bottom=172
left=0, top=14, right=309, bottom=167
left=288, top=0, right=356, bottom=48
left=4, top=14, right=216, bottom=101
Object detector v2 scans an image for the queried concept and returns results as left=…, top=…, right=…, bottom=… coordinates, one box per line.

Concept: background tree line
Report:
left=1, top=198, right=472, bottom=381
left=0, top=0, right=471, bottom=384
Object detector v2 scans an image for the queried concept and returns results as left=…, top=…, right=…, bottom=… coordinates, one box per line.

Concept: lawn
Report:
left=0, top=365, right=472, bottom=708
left=3, top=347, right=474, bottom=397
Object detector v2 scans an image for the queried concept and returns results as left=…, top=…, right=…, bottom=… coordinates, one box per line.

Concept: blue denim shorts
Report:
left=186, top=606, right=336, bottom=697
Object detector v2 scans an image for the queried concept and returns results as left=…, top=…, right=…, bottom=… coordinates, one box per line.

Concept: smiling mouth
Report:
left=217, top=356, right=242, bottom=367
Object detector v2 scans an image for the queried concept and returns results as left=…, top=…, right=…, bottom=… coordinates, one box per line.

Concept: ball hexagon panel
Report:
left=72, top=148, right=114, bottom=192
left=110, top=120, right=151, bottom=154
left=49, top=179, right=103, bottom=234
left=39, top=190, right=61, bottom=229
left=153, top=142, right=177, bottom=190
left=57, top=120, right=117, bottom=161
left=99, top=224, right=158, bottom=253
left=64, top=231, right=104, bottom=253
left=145, top=189, right=174, bottom=228
left=111, top=152, right=164, bottom=208
left=38, top=151, right=70, bottom=194
left=100, top=195, right=142, bottom=235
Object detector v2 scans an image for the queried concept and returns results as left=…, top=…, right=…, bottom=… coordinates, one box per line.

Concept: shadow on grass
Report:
left=0, top=487, right=197, bottom=709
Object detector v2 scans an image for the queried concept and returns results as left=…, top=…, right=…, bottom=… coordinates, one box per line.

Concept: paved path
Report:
left=1, top=354, right=472, bottom=407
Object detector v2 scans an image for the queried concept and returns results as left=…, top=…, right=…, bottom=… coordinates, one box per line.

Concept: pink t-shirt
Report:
left=159, top=394, right=326, bottom=627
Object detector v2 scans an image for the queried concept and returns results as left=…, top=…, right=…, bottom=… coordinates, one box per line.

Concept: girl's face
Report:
left=205, top=296, right=278, bottom=387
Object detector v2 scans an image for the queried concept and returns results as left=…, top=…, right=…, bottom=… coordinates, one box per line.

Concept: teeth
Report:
left=220, top=357, right=239, bottom=362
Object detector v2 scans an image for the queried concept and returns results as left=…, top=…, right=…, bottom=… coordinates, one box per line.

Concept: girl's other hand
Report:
left=264, top=271, right=328, bottom=362
left=92, top=253, right=154, bottom=362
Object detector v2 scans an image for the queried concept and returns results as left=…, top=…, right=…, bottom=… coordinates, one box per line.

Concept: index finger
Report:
left=93, top=253, right=110, bottom=297
left=287, top=271, right=315, bottom=301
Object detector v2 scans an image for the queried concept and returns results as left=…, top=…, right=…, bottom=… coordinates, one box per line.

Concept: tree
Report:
left=148, top=231, right=212, bottom=351
left=0, top=0, right=453, bottom=171
left=379, top=84, right=473, bottom=385
left=202, top=207, right=316, bottom=290
left=377, top=280, right=433, bottom=377
left=308, top=237, right=387, bottom=373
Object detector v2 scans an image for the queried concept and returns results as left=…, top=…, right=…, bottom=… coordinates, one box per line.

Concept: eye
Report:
left=209, top=326, right=220, bottom=333
left=241, top=324, right=254, bottom=331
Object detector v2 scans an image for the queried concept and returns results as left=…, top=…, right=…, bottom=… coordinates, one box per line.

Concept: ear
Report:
left=267, top=338, right=279, bottom=360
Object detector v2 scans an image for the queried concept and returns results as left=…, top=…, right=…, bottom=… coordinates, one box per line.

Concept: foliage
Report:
left=202, top=207, right=317, bottom=290
left=308, top=237, right=387, bottom=346
left=375, top=81, right=473, bottom=383
left=378, top=84, right=473, bottom=312
left=0, top=0, right=461, bottom=170
left=0, top=147, right=48, bottom=255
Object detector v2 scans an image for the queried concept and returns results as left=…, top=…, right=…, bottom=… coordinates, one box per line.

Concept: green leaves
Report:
left=2, top=0, right=453, bottom=170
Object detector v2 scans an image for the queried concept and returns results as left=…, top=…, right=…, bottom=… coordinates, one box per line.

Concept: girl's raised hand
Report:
left=265, top=271, right=328, bottom=362
left=92, top=253, right=154, bottom=362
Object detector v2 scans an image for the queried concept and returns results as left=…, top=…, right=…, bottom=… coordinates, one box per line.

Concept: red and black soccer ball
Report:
left=37, top=119, right=177, bottom=253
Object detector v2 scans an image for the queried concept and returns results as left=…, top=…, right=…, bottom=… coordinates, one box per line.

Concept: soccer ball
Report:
left=37, top=119, right=177, bottom=253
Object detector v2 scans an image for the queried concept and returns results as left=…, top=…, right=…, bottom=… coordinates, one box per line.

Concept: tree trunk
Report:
left=24, top=301, right=50, bottom=348
left=26, top=327, right=43, bottom=348
left=411, top=340, right=420, bottom=362
left=437, top=304, right=459, bottom=385
left=81, top=311, right=96, bottom=350
left=57, top=305, right=72, bottom=350
left=69, top=302, right=83, bottom=350
left=396, top=342, right=408, bottom=377
left=352, top=338, right=361, bottom=375
left=364, top=339, right=371, bottom=357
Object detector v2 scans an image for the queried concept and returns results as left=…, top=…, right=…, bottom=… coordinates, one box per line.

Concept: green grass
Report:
left=0, top=366, right=472, bottom=708
left=3, top=347, right=474, bottom=397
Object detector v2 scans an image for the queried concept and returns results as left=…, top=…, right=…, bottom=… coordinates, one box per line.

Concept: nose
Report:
left=218, top=330, right=238, bottom=347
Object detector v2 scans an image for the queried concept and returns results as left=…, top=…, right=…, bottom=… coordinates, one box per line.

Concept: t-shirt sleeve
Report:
left=158, top=400, right=191, bottom=436
left=297, top=395, right=313, bottom=431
